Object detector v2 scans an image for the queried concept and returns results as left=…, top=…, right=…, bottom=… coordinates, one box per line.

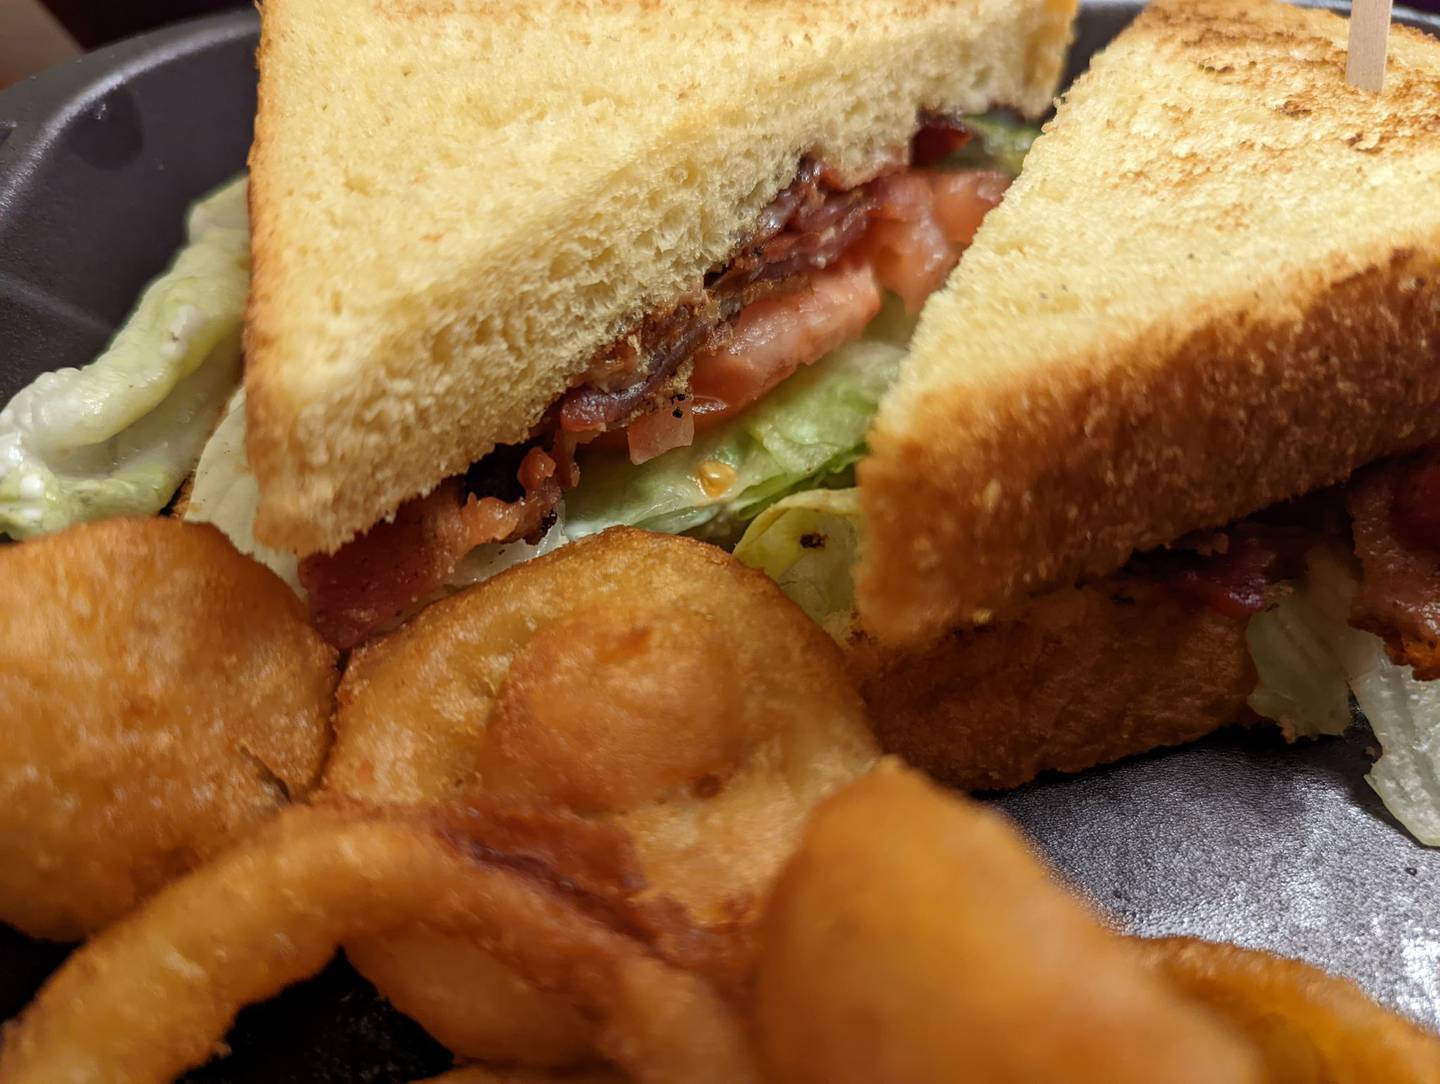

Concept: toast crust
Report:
left=850, top=576, right=1257, bottom=791
left=857, top=0, right=1440, bottom=644
left=245, top=0, right=1077, bottom=555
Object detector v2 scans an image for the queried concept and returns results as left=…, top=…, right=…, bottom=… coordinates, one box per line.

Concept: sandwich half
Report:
left=860, top=0, right=1440, bottom=641
left=834, top=0, right=1438, bottom=838
left=245, top=0, right=1076, bottom=560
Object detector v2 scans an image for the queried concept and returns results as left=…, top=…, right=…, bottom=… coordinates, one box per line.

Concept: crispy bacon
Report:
left=1347, top=448, right=1440, bottom=679
left=304, top=120, right=1015, bottom=649
left=1169, top=535, right=1279, bottom=620
left=557, top=118, right=1005, bottom=439
left=559, top=300, right=724, bottom=432
left=1394, top=453, right=1440, bottom=551
left=301, top=448, right=562, bottom=650
left=299, top=481, right=480, bottom=651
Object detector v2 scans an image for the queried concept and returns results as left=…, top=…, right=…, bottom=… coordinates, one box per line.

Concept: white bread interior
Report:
left=859, top=0, right=1440, bottom=644
left=246, top=0, right=1078, bottom=555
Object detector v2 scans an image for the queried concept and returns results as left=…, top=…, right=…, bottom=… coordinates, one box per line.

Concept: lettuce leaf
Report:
left=565, top=297, right=913, bottom=542
left=182, top=388, right=300, bottom=591
left=185, top=388, right=575, bottom=598
left=945, top=113, right=1041, bottom=176
left=0, top=177, right=249, bottom=539
left=1247, top=548, right=1440, bottom=845
left=1245, top=552, right=1362, bottom=739
left=733, top=487, right=863, bottom=639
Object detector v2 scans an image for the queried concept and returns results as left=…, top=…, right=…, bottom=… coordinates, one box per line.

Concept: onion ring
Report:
left=327, top=528, right=876, bottom=1063
left=0, top=801, right=758, bottom=1084
left=350, top=933, right=597, bottom=1067
left=0, top=517, right=336, bottom=940
left=1134, top=937, right=1440, bottom=1081
left=416, top=1070, right=627, bottom=1084
left=752, top=761, right=1263, bottom=1083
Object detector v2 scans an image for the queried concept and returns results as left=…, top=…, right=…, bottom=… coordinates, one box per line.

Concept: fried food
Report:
left=1135, top=937, right=1440, bottom=1082
left=326, top=527, right=877, bottom=1062
left=0, top=802, right=759, bottom=1084
left=348, top=932, right=598, bottom=1066
left=416, top=1068, right=627, bottom=1083
left=750, top=763, right=1440, bottom=1081
left=0, top=517, right=336, bottom=940
left=752, top=761, right=1263, bottom=1083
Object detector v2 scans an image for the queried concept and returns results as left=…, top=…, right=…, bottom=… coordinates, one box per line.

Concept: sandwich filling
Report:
left=296, top=115, right=1024, bottom=648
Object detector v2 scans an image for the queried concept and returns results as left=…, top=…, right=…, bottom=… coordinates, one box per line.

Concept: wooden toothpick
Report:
left=1347, top=0, right=1395, bottom=93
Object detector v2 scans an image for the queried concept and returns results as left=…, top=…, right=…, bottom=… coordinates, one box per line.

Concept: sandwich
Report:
left=1, top=0, right=1436, bottom=844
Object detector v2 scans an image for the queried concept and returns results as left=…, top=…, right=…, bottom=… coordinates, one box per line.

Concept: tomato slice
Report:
left=604, top=168, right=1010, bottom=454
left=926, top=169, right=1011, bottom=246
left=687, top=261, right=882, bottom=428
left=626, top=398, right=696, bottom=465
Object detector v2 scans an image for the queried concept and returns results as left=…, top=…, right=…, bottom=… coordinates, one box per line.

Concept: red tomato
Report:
left=926, top=169, right=1011, bottom=246
left=688, top=261, right=882, bottom=427
left=626, top=398, right=696, bottom=464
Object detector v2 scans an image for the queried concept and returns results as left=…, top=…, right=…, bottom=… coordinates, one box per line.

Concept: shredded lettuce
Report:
left=1245, top=552, right=1362, bottom=739
left=1351, top=645, right=1440, bottom=848
left=1247, top=548, right=1440, bottom=845
left=0, top=177, right=249, bottom=539
left=565, top=297, right=913, bottom=542
left=733, top=487, right=863, bottom=639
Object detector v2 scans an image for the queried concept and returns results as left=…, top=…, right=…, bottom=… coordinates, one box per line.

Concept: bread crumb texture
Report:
left=245, top=0, right=1077, bottom=554
left=859, top=0, right=1440, bottom=644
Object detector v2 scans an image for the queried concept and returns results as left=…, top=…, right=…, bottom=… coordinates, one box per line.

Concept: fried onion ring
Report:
left=327, top=528, right=876, bottom=1063
left=752, top=761, right=1263, bottom=1083
left=1134, top=937, right=1440, bottom=1082
left=351, top=934, right=597, bottom=1067
left=416, top=1070, right=627, bottom=1084
left=0, top=518, right=336, bottom=940
left=0, top=802, right=759, bottom=1084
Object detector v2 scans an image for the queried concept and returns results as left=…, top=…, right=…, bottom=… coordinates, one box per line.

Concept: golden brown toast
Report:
left=859, top=0, right=1440, bottom=644
left=245, top=0, right=1076, bottom=555
left=849, top=573, right=1258, bottom=790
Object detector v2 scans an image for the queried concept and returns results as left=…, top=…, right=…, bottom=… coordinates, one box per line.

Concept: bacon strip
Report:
left=1168, top=536, right=1279, bottom=620
left=1347, top=448, right=1440, bottom=679
left=301, top=449, right=562, bottom=650
left=558, top=118, right=989, bottom=437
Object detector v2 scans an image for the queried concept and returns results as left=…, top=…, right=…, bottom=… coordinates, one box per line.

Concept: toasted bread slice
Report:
left=850, top=574, right=1257, bottom=791
left=246, top=0, right=1077, bottom=555
left=859, top=0, right=1440, bottom=644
